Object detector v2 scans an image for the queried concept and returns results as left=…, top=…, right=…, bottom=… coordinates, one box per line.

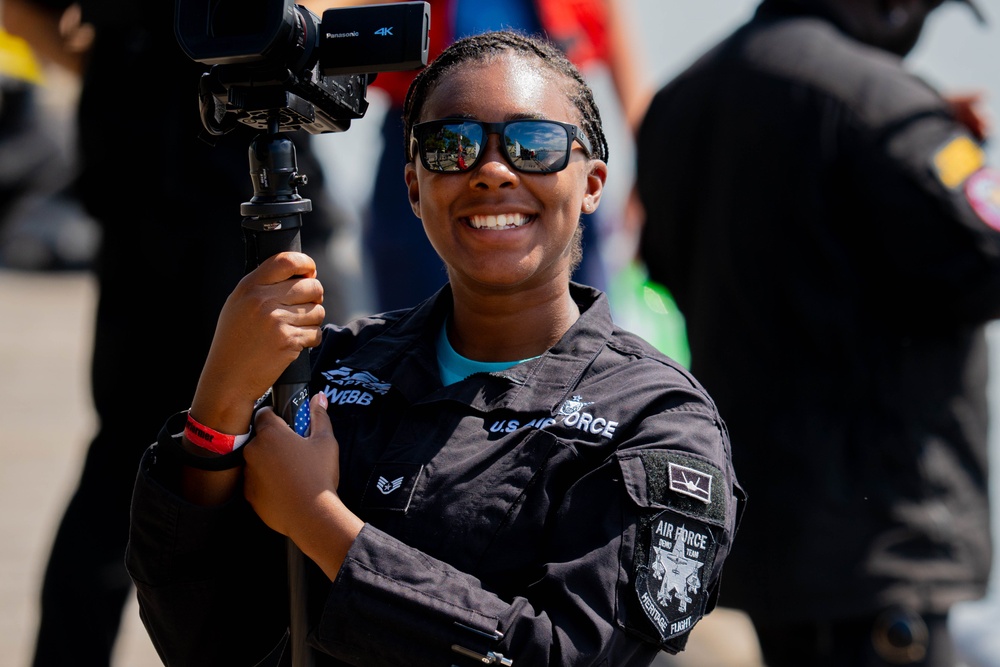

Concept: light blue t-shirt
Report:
left=436, top=322, right=539, bottom=386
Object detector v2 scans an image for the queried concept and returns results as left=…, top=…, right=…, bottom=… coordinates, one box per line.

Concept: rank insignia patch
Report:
left=361, top=462, right=422, bottom=512
left=635, top=511, right=716, bottom=641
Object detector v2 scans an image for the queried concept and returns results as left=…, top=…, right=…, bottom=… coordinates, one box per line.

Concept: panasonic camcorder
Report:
left=175, top=0, right=430, bottom=136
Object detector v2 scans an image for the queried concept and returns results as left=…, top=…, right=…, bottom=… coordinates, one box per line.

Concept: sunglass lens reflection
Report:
left=421, top=121, right=570, bottom=173
left=421, top=123, right=484, bottom=172
left=503, top=123, right=569, bottom=173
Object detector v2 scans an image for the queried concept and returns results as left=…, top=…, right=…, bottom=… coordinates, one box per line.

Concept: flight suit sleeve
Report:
left=126, top=416, right=291, bottom=667
left=849, top=73, right=1000, bottom=324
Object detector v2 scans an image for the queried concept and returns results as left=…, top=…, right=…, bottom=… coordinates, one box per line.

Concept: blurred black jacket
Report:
left=637, top=0, right=998, bottom=622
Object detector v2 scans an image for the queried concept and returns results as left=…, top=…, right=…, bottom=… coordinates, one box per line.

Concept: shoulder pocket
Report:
left=619, top=450, right=727, bottom=526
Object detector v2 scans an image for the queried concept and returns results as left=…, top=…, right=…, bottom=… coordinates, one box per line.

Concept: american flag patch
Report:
left=293, top=392, right=311, bottom=435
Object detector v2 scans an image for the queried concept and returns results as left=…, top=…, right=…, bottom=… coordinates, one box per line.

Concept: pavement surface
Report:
left=0, top=266, right=766, bottom=666
left=0, top=269, right=160, bottom=666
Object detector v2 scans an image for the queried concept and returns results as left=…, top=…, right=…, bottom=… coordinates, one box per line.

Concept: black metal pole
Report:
left=241, top=112, right=316, bottom=667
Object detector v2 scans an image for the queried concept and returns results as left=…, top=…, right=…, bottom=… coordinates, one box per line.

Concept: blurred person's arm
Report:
left=604, top=0, right=653, bottom=134
left=601, top=1, right=656, bottom=250
left=946, top=91, right=992, bottom=143
left=2, top=0, right=91, bottom=75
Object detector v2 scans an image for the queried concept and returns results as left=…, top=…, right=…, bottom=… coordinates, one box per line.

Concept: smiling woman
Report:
left=125, top=30, right=743, bottom=667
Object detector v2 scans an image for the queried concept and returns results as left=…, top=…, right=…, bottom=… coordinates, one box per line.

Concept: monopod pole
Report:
left=241, top=112, right=316, bottom=667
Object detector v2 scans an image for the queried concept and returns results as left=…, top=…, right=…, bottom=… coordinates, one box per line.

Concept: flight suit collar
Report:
left=336, top=282, right=615, bottom=415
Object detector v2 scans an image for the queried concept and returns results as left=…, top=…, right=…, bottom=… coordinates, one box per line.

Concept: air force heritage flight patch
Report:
left=618, top=450, right=727, bottom=649
left=635, top=511, right=717, bottom=641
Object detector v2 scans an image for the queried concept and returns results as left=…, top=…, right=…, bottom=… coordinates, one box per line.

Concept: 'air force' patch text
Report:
left=635, top=511, right=716, bottom=641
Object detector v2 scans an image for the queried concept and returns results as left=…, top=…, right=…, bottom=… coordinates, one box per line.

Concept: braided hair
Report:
left=402, top=30, right=610, bottom=166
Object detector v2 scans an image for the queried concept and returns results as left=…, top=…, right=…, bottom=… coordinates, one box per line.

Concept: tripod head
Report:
left=240, top=114, right=312, bottom=270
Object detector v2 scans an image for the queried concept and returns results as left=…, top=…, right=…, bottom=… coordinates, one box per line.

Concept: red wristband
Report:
left=184, top=412, right=251, bottom=455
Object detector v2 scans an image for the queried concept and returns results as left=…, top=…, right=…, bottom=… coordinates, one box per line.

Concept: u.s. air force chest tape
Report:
left=617, top=450, right=728, bottom=653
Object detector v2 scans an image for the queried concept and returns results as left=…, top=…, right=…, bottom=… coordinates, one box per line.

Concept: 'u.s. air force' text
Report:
left=489, top=411, right=619, bottom=439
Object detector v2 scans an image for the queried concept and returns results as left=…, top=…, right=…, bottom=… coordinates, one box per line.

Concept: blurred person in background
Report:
left=0, top=24, right=93, bottom=270
left=1, top=1, right=348, bottom=664
left=636, top=0, right=997, bottom=665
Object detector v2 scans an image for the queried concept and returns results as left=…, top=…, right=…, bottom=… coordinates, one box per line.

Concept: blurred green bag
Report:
left=607, top=260, right=690, bottom=368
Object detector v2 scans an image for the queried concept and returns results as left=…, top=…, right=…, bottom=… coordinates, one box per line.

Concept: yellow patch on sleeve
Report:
left=933, top=135, right=986, bottom=189
left=0, top=30, right=44, bottom=84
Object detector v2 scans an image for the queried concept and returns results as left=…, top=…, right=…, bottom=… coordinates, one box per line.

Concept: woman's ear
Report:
left=581, top=159, right=608, bottom=215
left=404, top=162, right=421, bottom=218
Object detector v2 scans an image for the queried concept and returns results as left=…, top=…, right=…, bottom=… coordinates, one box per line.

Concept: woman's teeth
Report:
left=468, top=213, right=529, bottom=229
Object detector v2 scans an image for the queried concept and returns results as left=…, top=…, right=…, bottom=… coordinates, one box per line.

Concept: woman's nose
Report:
left=470, top=134, right=519, bottom=186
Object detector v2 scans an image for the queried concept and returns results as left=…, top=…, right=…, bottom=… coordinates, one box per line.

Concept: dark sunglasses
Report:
left=410, top=118, right=593, bottom=174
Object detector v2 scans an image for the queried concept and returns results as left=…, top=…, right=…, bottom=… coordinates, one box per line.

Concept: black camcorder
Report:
left=175, top=0, right=430, bottom=136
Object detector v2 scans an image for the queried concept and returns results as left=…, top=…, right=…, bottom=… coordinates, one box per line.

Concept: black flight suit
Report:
left=127, top=284, right=744, bottom=666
